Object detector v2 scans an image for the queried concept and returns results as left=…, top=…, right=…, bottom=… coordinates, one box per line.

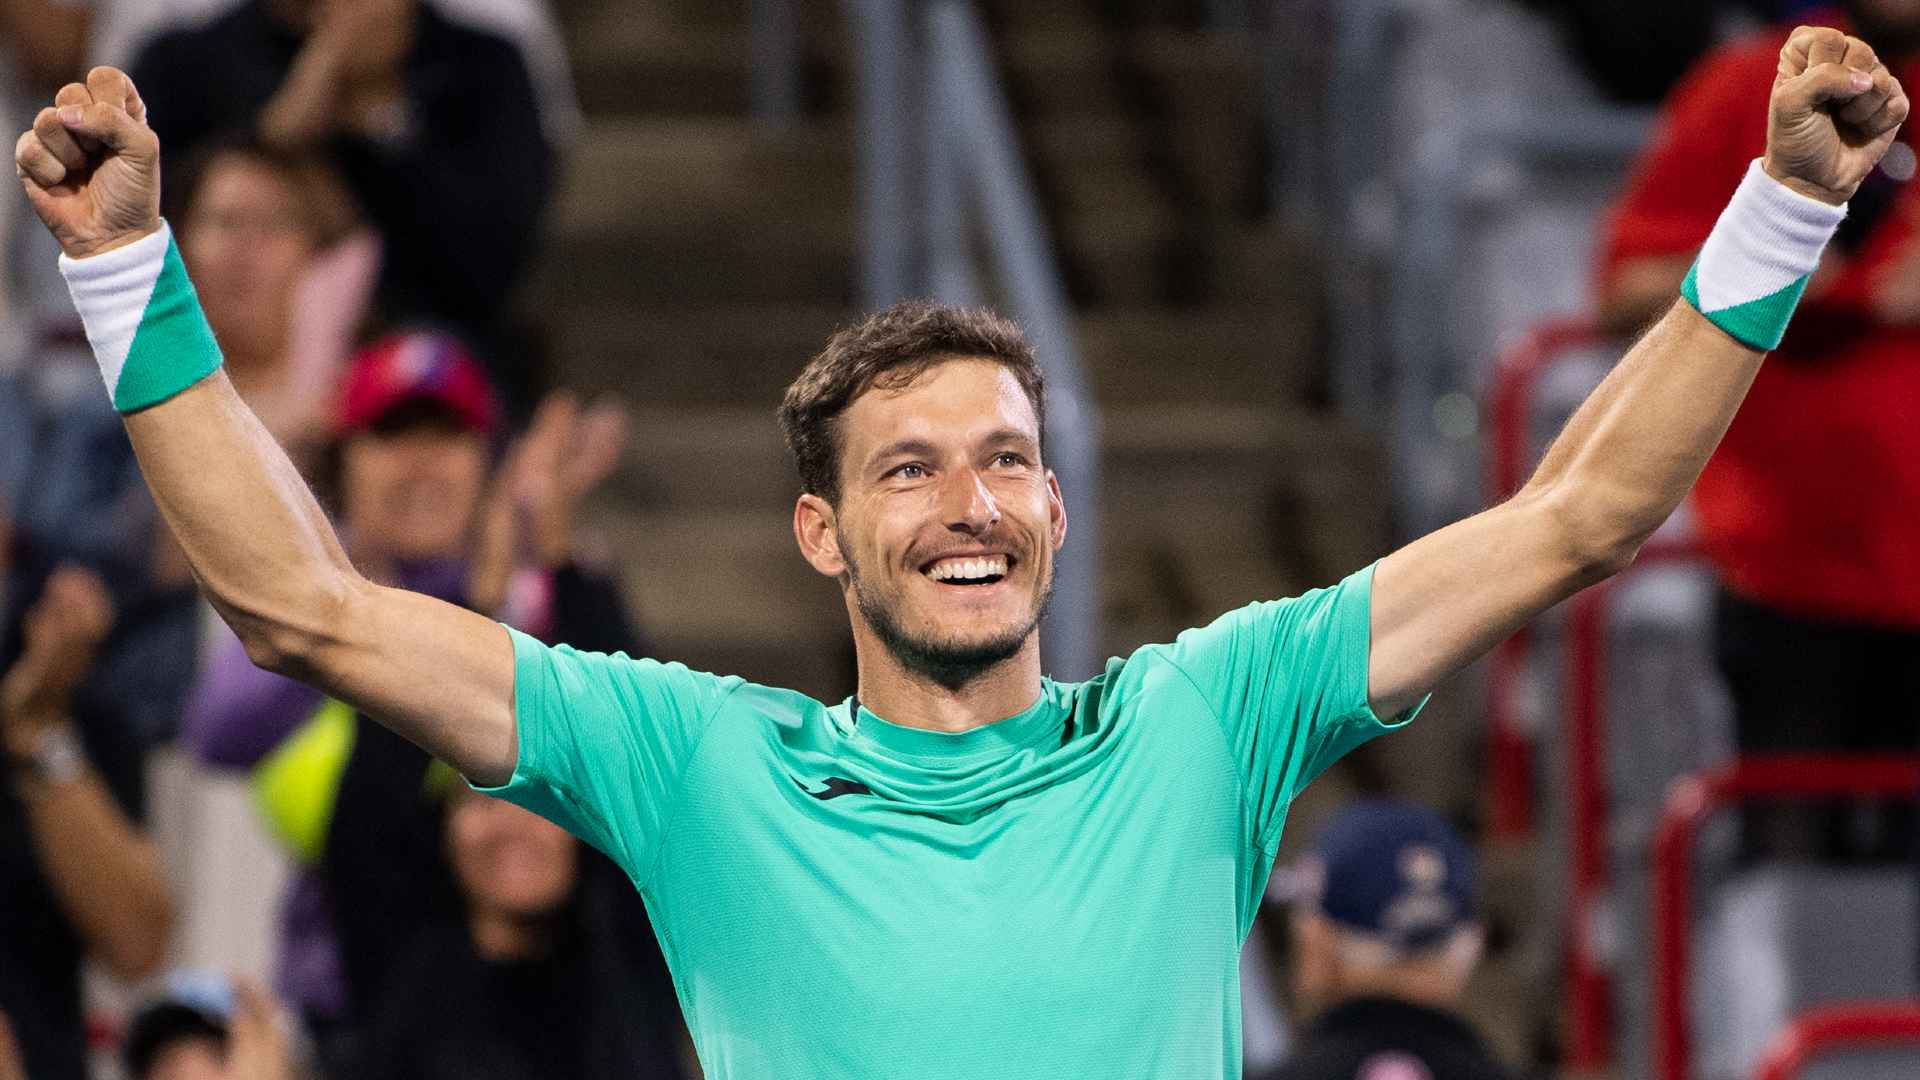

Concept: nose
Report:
left=940, top=467, right=1001, bottom=535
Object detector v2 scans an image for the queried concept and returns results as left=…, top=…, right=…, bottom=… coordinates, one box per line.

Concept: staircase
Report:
left=528, top=0, right=1387, bottom=701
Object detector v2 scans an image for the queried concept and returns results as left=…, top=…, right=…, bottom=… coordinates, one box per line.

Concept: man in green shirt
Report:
left=13, top=27, right=1906, bottom=1077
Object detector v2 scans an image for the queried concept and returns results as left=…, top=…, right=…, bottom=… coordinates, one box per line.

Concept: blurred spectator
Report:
left=181, top=332, right=673, bottom=1072
left=363, top=789, right=684, bottom=1080
left=169, top=135, right=376, bottom=466
left=124, top=976, right=298, bottom=1080
left=1257, top=800, right=1512, bottom=1080
left=1, top=0, right=92, bottom=359
left=0, top=566, right=175, bottom=1080
left=0, top=1012, right=22, bottom=1080
left=2, top=0, right=94, bottom=488
left=127, top=0, right=556, bottom=373
left=1598, top=2, right=1920, bottom=862
left=1521, top=0, right=1721, bottom=104
left=0, top=1, right=90, bottom=93
left=92, top=0, right=579, bottom=147
left=0, top=319, right=205, bottom=750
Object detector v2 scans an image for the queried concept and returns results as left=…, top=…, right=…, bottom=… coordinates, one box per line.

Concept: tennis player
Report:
left=12, top=28, right=1905, bottom=1077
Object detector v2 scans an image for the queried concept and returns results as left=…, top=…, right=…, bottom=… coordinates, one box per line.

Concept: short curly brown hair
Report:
left=778, top=301, right=1045, bottom=505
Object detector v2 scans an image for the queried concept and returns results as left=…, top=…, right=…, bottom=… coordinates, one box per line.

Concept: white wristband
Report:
left=1681, top=159, right=1848, bottom=350
left=58, top=221, right=223, bottom=413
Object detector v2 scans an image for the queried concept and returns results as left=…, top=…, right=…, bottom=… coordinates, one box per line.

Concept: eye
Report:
left=992, top=452, right=1026, bottom=468
left=888, top=463, right=926, bottom=480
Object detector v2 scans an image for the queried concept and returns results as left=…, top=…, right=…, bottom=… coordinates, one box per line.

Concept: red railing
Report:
left=1653, top=756, right=1920, bottom=1080
left=1484, top=316, right=1714, bottom=1068
left=1752, top=1002, right=1920, bottom=1080
left=1562, top=535, right=1703, bottom=1068
left=1484, top=317, right=1604, bottom=839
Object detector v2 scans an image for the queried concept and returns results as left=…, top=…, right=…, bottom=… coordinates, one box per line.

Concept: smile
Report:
left=921, top=553, right=1012, bottom=585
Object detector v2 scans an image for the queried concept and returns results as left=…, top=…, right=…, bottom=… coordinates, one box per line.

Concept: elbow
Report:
left=231, top=573, right=362, bottom=678
left=1535, top=485, right=1647, bottom=585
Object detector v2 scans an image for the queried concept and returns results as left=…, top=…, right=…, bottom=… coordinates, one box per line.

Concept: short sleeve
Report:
left=475, top=626, right=740, bottom=886
left=1160, top=562, right=1421, bottom=854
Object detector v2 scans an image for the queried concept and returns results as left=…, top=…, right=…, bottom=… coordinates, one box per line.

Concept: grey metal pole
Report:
left=750, top=0, right=803, bottom=130
left=931, top=0, right=1103, bottom=681
left=923, top=5, right=981, bottom=308
left=846, top=0, right=915, bottom=307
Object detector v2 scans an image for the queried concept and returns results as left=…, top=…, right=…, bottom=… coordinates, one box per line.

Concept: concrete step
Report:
left=999, top=26, right=1254, bottom=115
left=543, top=304, right=1322, bottom=411
left=982, top=0, right=1213, bottom=32
left=534, top=193, right=1297, bottom=310
left=548, top=115, right=1164, bottom=236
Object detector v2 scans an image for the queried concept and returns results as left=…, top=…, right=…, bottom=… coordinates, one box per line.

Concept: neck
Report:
left=849, top=622, right=1044, bottom=734
left=469, top=908, right=552, bottom=963
left=1327, top=965, right=1467, bottom=1012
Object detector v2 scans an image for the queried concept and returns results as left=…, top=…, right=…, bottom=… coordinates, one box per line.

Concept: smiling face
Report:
left=339, top=409, right=491, bottom=562
left=179, top=152, right=318, bottom=372
left=796, top=357, right=1066, bottom=687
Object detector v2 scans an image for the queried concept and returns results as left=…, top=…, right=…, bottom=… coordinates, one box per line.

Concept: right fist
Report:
left=13, top=66, right=161, bottom=259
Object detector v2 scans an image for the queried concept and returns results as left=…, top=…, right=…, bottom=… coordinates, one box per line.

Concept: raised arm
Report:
left=1365, top=27, right=1908, bottom=717
left=13, top=67, right=519, bottom=785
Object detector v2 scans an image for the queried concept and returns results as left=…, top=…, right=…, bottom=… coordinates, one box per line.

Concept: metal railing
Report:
left=1753, top=1003, right=1920, bottom=1080
left=842, top=0, right=1103, bottom=681
left=1653, top=756, right=1920, bottom=1080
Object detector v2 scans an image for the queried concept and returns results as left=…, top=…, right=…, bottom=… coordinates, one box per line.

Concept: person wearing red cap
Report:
left=177, top=330, right=685, bottom=1075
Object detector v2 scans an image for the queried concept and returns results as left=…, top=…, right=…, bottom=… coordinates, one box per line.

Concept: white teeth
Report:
left=925, top=555, right=1009, bottom=581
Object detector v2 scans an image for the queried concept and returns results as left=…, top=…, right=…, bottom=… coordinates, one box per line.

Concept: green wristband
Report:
left=1679, top=160, right=1846, bottom=352
left=58, top=222, right=224, bottom=414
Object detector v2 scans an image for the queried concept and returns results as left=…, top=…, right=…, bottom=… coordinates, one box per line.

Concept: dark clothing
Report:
left=0, top=367, right=193, bottom=1080
left=0, top=682, right=150, bottom=1080
left=307, top=563, right=671, bottom=1074
left=1263, top=997, right=1515, bottom=1080
left=129, top=1, right=554, bottom=350
left=365, top=916, right=683, bottom=1080
left=1715, top=587, right=1920, bottom=862
left=335, top=566, right=679, bottom=1078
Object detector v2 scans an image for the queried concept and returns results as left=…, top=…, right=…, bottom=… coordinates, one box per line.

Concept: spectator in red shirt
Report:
left=1598, top=2, right=1920, bottom=861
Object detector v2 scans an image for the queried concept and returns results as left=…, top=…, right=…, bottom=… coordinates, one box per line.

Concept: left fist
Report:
left=1766, top=26, right=1911, bottom=205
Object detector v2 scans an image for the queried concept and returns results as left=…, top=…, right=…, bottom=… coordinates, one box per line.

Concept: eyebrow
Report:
left=864, top=429, right=1039, bottom=469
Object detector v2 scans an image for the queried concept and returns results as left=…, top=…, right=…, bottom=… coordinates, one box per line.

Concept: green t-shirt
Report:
left=480, top=562, right=1418, bottom=1079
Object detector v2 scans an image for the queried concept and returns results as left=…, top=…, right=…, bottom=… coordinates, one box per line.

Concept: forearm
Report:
left=60, top=226, right=363, bottom=664
left=127, top=374, right=363, bottom=661
left=1531, top=163, right=1848, bottom=561
left=1523, top=300, right=1763, bottom=563
left=13, top=753, right=174, bottom=978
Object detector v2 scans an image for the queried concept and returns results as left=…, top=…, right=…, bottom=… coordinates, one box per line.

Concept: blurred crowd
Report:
left=1, top=2, right=688, bottom=1078
left=2, top=0, right=1918, bottom=1078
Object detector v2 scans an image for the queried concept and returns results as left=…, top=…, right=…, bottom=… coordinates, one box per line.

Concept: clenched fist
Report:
left=1766, top=26, right=1912, bottom=205
left=12, top=66, right=161, bottom=260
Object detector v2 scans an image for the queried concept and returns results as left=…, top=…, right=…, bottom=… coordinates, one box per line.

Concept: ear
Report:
left=1044, top=470, right=1068, bottom=551
left=793, top=493, right=847, bottom=577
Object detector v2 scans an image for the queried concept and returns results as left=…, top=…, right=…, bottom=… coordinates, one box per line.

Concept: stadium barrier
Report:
left=1653, top=756, right=1920, bottom=1080
left=1751, top=1002, right=1920, bottom=1080
left=1485, top=316, right=1708, bottom=1068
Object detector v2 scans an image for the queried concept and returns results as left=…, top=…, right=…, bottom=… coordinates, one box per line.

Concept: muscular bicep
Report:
left=1367, top=493, right=1596, bottom=718
left=272, top=580, right=520, bottom=787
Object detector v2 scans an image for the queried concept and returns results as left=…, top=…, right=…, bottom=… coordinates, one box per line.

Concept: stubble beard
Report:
left=843, top=541, right=1055, bottom=691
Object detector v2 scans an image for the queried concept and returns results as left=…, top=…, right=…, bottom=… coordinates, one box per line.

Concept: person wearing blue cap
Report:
left=1261, top=800, right=1515, bottom=1080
